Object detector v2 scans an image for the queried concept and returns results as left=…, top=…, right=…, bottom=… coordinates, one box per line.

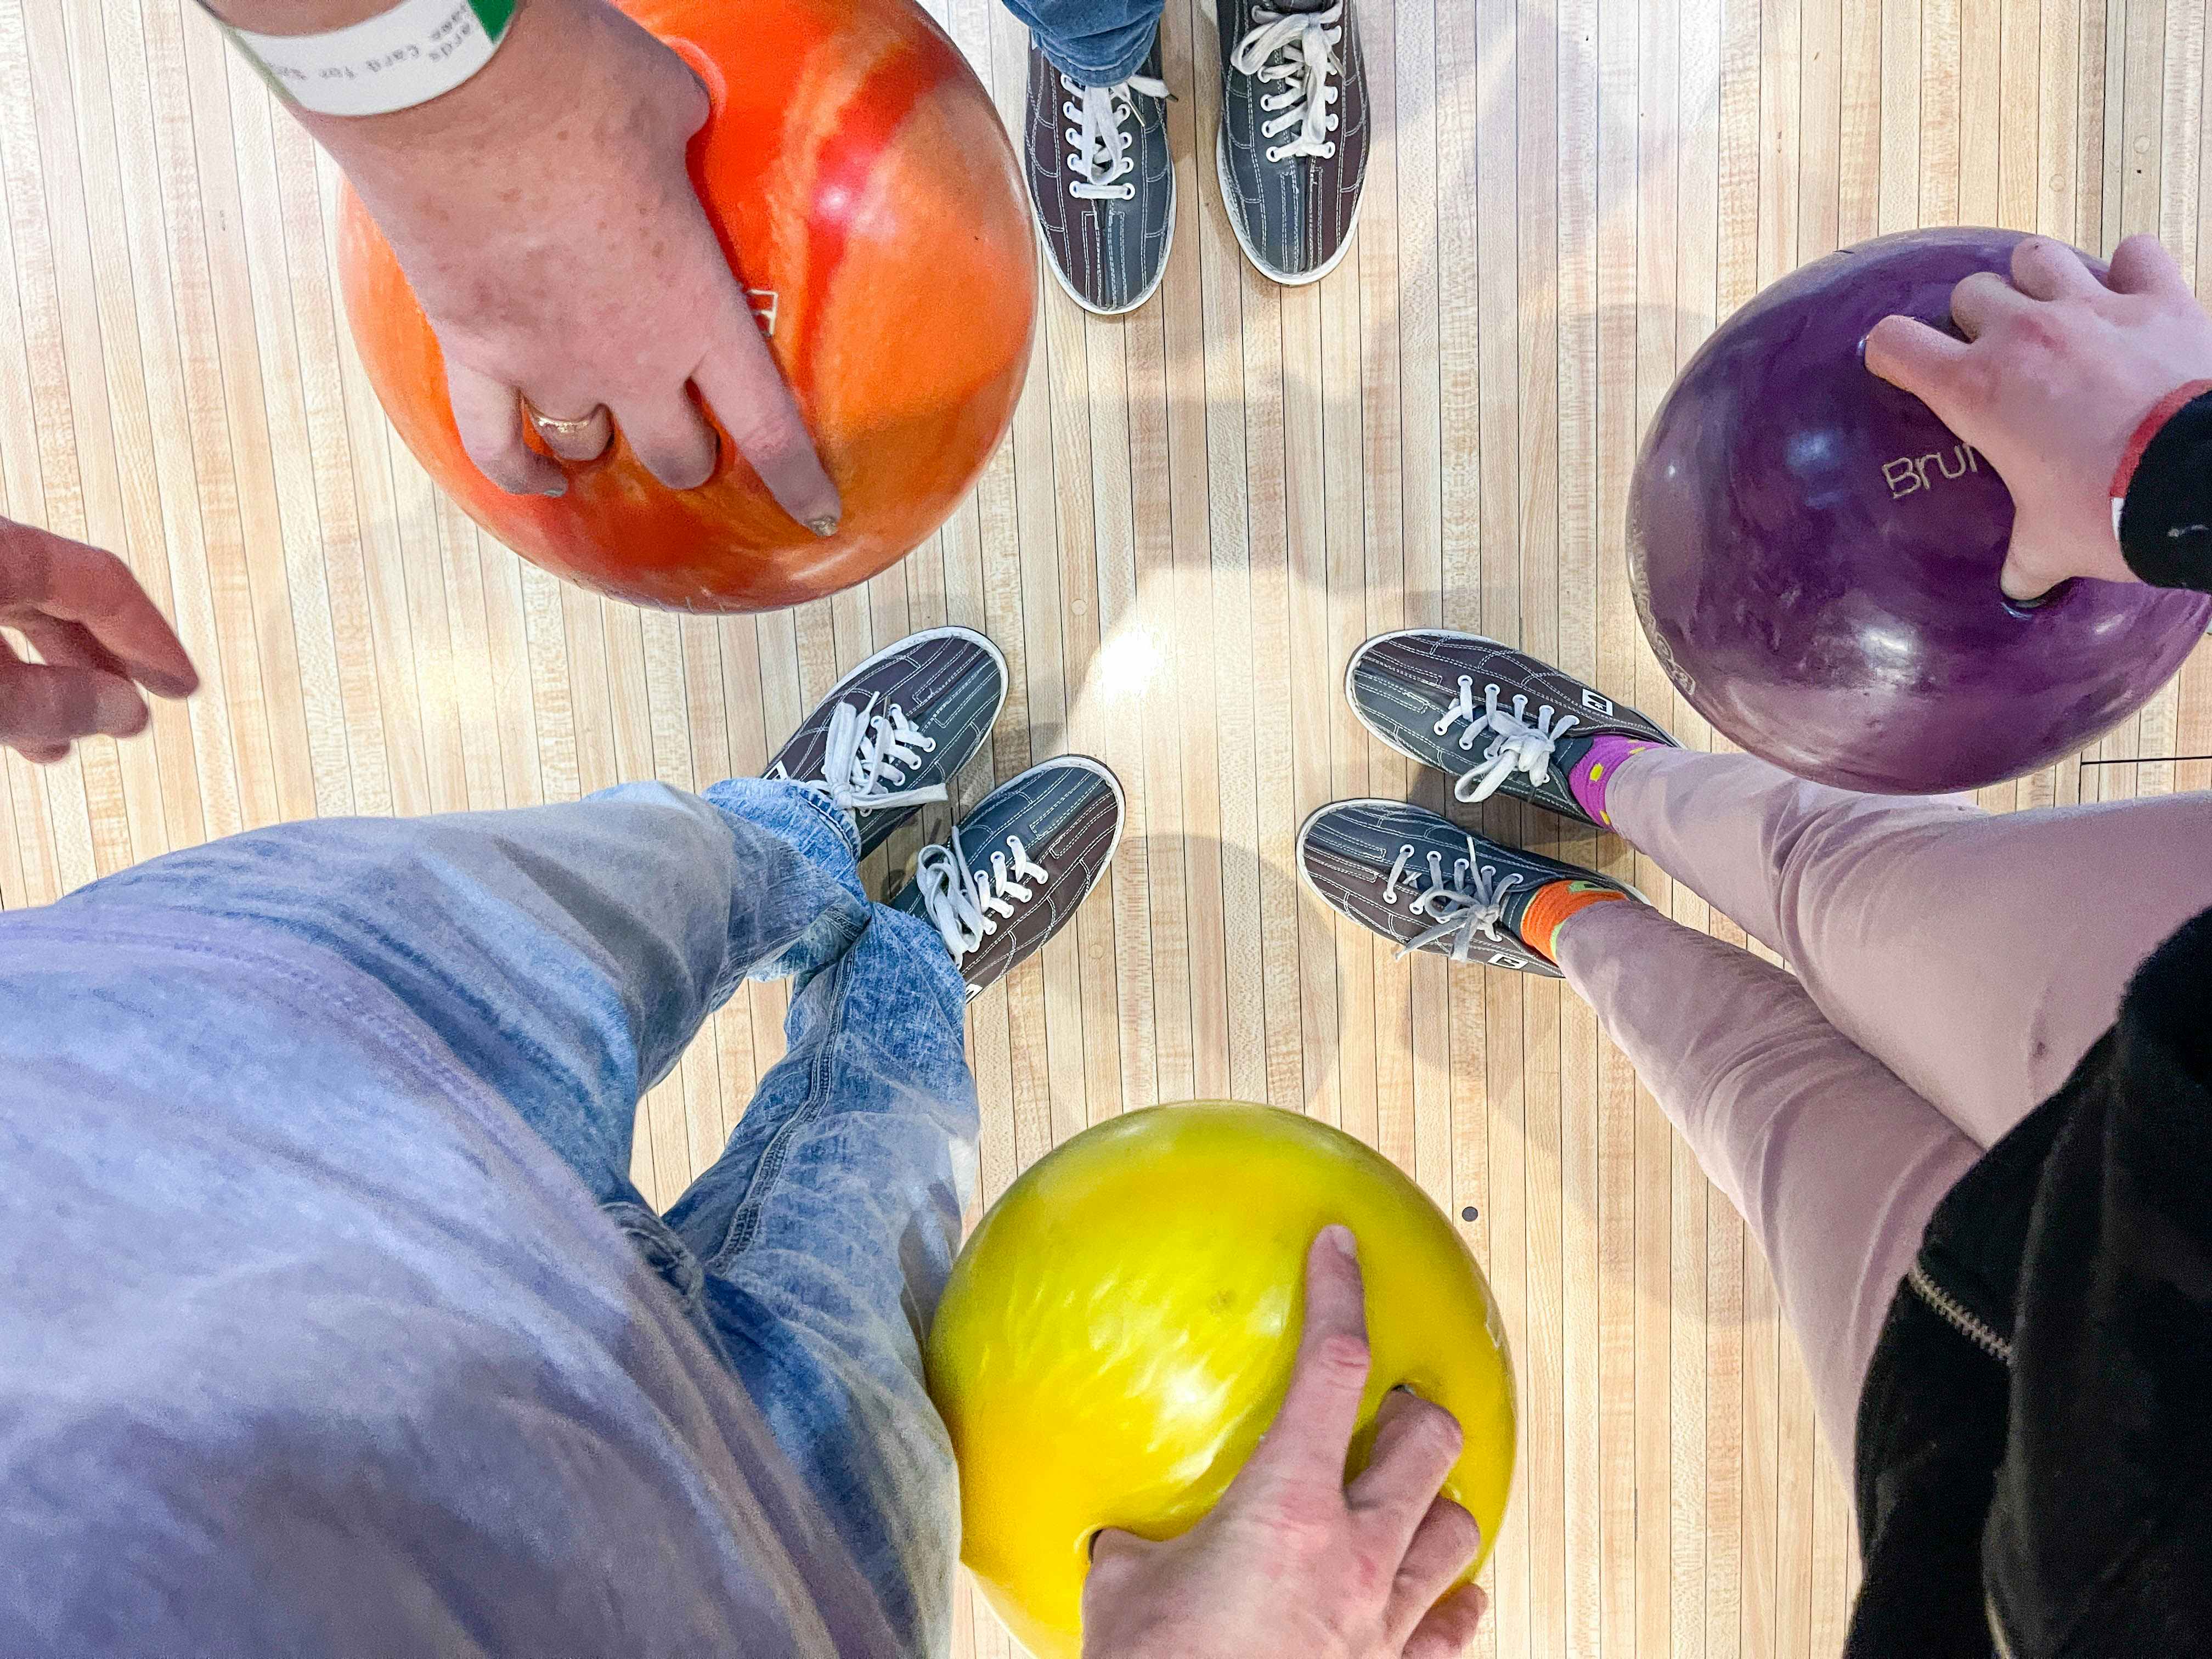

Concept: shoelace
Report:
left=1062, top=73, right=1171, bottom=200
left=814, top=695, right=947, bottom=814
left=1433, top=676, right=1582, bottom=804
left=1229, top=2, right=1345, bottom=163
left=915, top=826, right=1052, bottom=964
left=1378, top=838, right=1523, bottom=963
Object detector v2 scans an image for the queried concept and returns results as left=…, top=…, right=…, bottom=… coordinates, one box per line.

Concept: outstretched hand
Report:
left=1080, top=1227, right=1488, bottom=1659
left=0, top=518, right=198, bottom=764
left=1866, top=234, right=2212, bottom=600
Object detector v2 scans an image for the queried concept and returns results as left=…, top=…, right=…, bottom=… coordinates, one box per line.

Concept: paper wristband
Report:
left=219, top=0, right=518, bottom=118
left=2110, top=378, right=2212, bottom=535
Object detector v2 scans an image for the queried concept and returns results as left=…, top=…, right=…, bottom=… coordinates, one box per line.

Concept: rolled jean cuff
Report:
left=701, top=778, right=870, bottom=988
left=1009, top=1, right=1160, bottom=84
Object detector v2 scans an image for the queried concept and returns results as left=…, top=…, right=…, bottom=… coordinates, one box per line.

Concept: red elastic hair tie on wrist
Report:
left=2112, top=379, right=2212, bottom=503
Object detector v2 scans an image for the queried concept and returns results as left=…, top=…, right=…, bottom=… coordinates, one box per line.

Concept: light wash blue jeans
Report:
left=1018, top=0, right=1161, bottom=85
left=68, top=778, right=974, bottom=1654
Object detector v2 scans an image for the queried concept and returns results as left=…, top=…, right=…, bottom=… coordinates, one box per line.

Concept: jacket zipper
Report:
left=1911, top=1269, right=2018, bottom=1659
left=1907, top=1260, right=2014, bottom=1365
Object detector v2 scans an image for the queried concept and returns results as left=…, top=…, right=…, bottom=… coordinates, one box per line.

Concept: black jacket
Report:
left=2119, top=385, right=2212, bottom=590
left=1846, top=396, right=2212, bottom=1657
left=1847, top=909, right=2212, bottom=1656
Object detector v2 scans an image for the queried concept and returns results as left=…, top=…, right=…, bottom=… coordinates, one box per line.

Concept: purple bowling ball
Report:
left=1628, top=225, right=2211, bottom=794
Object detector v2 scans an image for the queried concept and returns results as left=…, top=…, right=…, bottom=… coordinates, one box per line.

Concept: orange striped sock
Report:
left=1518, top=878, right=1630, bottom=962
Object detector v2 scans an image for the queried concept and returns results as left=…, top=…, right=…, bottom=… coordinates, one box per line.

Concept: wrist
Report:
left=2115, top=383, right=2212, bottom=591
left=2109, top=379, right=2212, bottom=502
left=202, top=0, right=534, bottom=120
left=215, top=0, right=605, bottom=153
left=302, top=0, right=644, bottom=219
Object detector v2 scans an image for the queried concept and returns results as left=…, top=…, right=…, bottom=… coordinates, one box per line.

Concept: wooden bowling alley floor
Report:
left=6, top=0, right=2210, bottom=1651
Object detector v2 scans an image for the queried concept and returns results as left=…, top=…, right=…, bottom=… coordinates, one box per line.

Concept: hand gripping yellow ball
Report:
left=925, top=1101, right=1518, bottom=1659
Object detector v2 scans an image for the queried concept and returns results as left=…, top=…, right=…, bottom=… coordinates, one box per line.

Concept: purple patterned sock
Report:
left=1565, top=734, right=1660, bottom=826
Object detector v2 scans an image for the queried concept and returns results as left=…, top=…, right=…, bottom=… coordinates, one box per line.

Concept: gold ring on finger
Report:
left=523, top=399, right=610, bottom=440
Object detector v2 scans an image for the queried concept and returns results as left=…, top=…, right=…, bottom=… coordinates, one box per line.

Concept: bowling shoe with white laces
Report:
left=1024, top=34, right=1175, bottom=316
left=1217, top=0, right=1369, bottom=284
left=765, top=627, right=1008, bottom=859
left=1345, top=629, right=1678, bottom=830
left=1298, top=799, right=1640, bottom=979
left=893, top=755, right=1125, bottom=996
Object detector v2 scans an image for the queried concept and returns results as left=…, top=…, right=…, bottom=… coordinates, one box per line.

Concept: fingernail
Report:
left=1320, top=1223, right=1356, bottom=1262
left=806, top=515, right=839, bottom=539
left=543, top=481, right=567, bottom=498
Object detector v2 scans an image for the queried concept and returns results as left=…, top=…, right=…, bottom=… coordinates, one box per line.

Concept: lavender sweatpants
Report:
left=1551, top=748, right=2212, bottom=1473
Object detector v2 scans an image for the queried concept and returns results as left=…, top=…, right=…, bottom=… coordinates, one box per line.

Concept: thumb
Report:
left=1999, top=540, right=2060, bottom=603
left=1998, top=523, right=2134, bottom=601
left=1088, top=1528, right=1153, bottom=1571
left=1864, top=314, right=1970, bottom=408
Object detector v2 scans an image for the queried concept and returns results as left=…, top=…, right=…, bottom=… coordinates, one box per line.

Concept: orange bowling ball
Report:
left=337, top=0, right=1036, bottom=613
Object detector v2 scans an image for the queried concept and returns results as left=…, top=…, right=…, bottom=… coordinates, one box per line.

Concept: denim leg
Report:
left=1010, top=0, right=1163, bottom=84
left=53, top=777, right=973, bottom=1651
left=52, top=780, right=870, bottom=1243
left=663, top=828, right=976, bottom=1658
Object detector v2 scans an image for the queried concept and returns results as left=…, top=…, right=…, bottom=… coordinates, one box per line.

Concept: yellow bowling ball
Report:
left=926, top=1101, right=1517, bottom=1659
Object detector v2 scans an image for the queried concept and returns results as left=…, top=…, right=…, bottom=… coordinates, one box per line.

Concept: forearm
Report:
left=196, top=0, right=598, bottom=193
left=2117, top=383, right=2212, bottom=592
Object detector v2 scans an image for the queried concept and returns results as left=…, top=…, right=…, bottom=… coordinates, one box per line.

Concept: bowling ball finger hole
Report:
left=2001, top=578, right=2074, bottom=619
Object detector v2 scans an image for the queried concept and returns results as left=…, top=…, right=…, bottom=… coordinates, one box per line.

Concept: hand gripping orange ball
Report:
left=337, top=0, right=1035, bottom=613
left=926, top=1102, right=1519, bottom=1659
